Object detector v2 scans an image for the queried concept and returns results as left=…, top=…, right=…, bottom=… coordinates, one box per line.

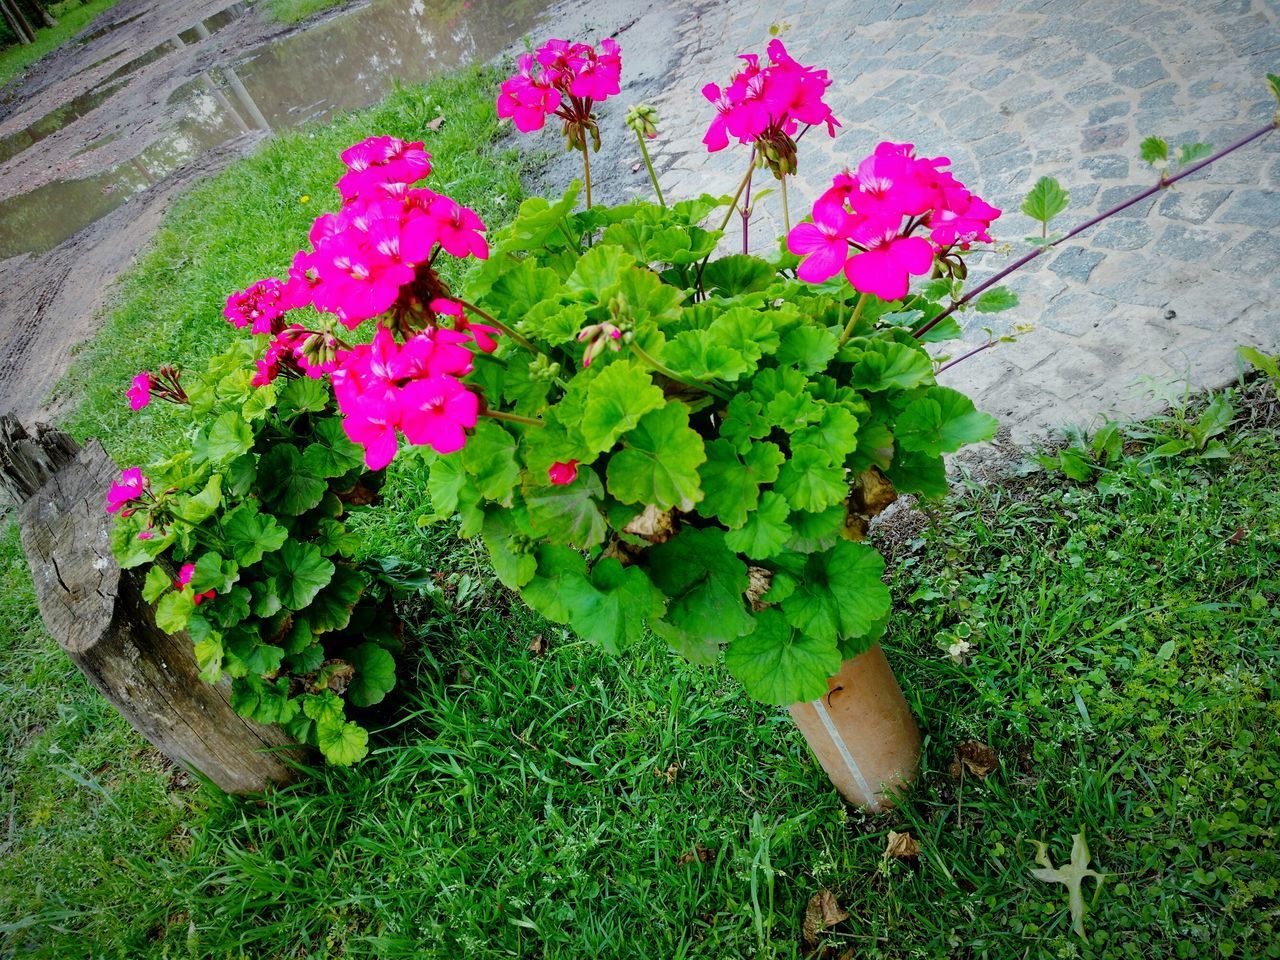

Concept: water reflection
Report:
left=0, top=0, right=550, bottom=260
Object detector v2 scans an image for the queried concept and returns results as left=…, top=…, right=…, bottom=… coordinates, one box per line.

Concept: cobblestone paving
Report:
left=553, top=0, right=1280, bottom=438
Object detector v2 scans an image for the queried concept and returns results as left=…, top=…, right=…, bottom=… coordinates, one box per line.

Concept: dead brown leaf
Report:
left=653, top=763, right=680, bottom=785
left=623, top=504, right=677, bottom=543
left=883, top=830, right=920, bottom=860
left=844, top=467, right=899, bottom=541
left=1226, top=524, right=1248, bottom=545
left=425, top=114, right=445, bottom=131
left=676, top=842, right=714, bottom=866
left=949, top=740, right=999, bottom=779
left=528, top=634, right=546, bottom=656
left=802, top=889, right=849, bottom=946
left=745, top=566, right=772, bottom=610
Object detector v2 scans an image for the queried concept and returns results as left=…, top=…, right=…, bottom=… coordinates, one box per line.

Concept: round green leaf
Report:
left=725, top=609, right=842, bottom=705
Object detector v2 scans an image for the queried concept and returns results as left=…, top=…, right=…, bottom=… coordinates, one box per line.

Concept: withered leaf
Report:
left=528, top=633, right=546, bottom=656
left=623, top=504, right=677, bottom=543
left=950, top=740, right=999, bottom=779
left=802, top=889, right=849, bottom=946
left=883, top=830, right=920, bottom=860
left=745, top=566, right=772, bottom=610
left=1029, top=831, right=1106, bottom=938
left=653, top=763, right=680, bottom=785
left=676, top=842, right=714, bottom=866
left=425, top=114, right=446, bottom=131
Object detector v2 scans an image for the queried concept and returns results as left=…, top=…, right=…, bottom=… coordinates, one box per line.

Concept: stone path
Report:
left=556, top=0, right=1280, bottom=438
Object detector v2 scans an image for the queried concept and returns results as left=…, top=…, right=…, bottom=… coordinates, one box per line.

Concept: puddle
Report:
left=0, top=0, right=551, bottom=259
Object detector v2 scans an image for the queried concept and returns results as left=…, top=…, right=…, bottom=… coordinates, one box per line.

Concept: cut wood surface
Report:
left=6, top=418, right=303, bottom=793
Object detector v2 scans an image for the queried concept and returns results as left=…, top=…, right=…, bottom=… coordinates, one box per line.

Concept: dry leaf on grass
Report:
left=527, top=634, right=546, bottom=656
left=676, top=842, right=714, bottom=866
left=1029, top=831, right=1106, bottom=938
left=425, top=114, right=445, bottom=131
left=802, top=889, right=849, bottom=945
left=949, top=740, right=999, bottom=779
left=652, top=763, right=680, bottom=785
left=883, top=830, right=920, bottom=860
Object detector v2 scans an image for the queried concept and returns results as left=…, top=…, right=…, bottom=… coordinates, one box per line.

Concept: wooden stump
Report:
left=3, top=416, right=304, bottom=793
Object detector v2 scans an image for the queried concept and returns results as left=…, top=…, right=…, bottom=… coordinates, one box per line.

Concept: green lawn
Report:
left=265, top=0, right=352, bottom=25
left=0, top=0, right=122, bottom=88
left=4, top=58, right=1280, bottom=959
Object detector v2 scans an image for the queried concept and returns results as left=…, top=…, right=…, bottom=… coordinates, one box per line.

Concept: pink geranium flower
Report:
left=548, top=460, right=579, bottom=485
left=224, top=277, right=289, bottom=335
left=427, top=196, right=489, bottom=260
left=399, top=376, right=480, bottom=454
left=106, top=468, right=146, bottom=513
left=787, top=204, right=854, bottom=283
left=497, top=54, right=562, bottom=133
left=844, top=220, right=935, bottom=301
left=127, top=372, right=152, bottom=411
left=497, top=38, right=623, bottom=142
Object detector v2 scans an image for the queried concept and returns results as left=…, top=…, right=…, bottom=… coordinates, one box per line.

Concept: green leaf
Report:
left=486, top=259, right=563, bottom=317
left=155, top=589, right=195, bottom=634
left=1139, top=135, right=1169, bottom=166
left=647, top=528, right=753, bottom=646
left=314, top=518, right=360, bottom=557
left=225, top=454, right=257, bottom=497
left=206, top=585, right=251, bottom=629
left=1021, top=176, right=1070, bottom=225
left=697, top=439, right=783, bottom=528
left=724, top=491, right=792, bottom=559
left=897, top=387, right=999, bottom=456
left=260, top=445, right=327, bottom=516
left=774, top=446, right=847, bottom=512
left=606, top=402, right=707, bottom=511
left=1029, top=832, right=1106, bottom=939
left=309, top=565, right=366, bottom=633
left=263, top=541, right=335, bottom=611
left=481, top=508, right=538, bottom=590
left=777, top=325, right=840, bottom=373
left=916, top=314, right=964, bottom=344
left=664, top=330, right=751, bottom=381
left=561, top=558, right=666, bottom=655
left=193, top=411, right=254, bottom=464
left=720, top=394, right=772, bottom=454
left=779, top=541, right=891, bottom=644
left=302, top=418, right=366, bottom=479
left=790, top=403, right=861, bottom=462
left=192, top=630, right=224, bottom=684
left=974, top=286, right=1020, bottom=314
left=725, top=608, right=842, bottom=705
left=1176, top=142, right=1213, bottom=166
left=845, top=340, right=934, bottom=392
left=786, top=505, right=844, bottom=554
left=177, top=474, right=223, bottom=524
left=566, top=244, right=637, bottom=301
left=190, top=551, right=238, bottom=594
left=504, top=181, right=581, bottom=250
left=276, top=378, right=330, bottom=417
left=885, top=448, right=948, bottom=499
left=111, top=516, right=174, bottom=569
left=461, top=420, right=521, bottom=504
left=142, top=566, right=171, bottom=603
left=701, top=255, right=775, bottom=297
left=1269, top=73, right=1280, bottom=104
left=525, top=467, right=608, bottom=548
left=316, top=718, right=369, bottom=765
left=222, top=504, right=289, bottom=565
left=251, top=579, right=283, bottom=618
left=347, top=643, right=397, bottom=708
left=520, top=545, right=588, bottom=623
left=580, top=361, right=666, bottom=453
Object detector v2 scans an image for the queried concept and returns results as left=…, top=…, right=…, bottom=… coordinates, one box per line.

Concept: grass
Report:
left=265, top=0, right=352, bottom=25
left=5, top=56, right=1280, bottom=957
left=0, top=0, right=121, bottom=88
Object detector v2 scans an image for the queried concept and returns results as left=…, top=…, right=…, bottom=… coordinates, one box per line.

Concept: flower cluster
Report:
left=106, top=467, right=147, bottom=514
left=787, top=141, right=1001, bottom=300
left=126, top=365, right=188, bottom=411
left=496, top=38, right=622, bottom=135
left=702, top=39, right=839, bottom=175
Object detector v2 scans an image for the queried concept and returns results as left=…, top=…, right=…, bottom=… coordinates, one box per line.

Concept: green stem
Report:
left=581, top=141, right=593, bottom=209
left=629, top=341, right=731, bottom=401
left=717, top=150, right=758, bottom=232
left=837, top=295, right=868, bottom=348
left=481, top=408, right=544, bottom=427
left=780, top=174, right=790, bottom=234
left=635, top=130, right=665, bottom=207
left=456, top=299, right=542, bottom=357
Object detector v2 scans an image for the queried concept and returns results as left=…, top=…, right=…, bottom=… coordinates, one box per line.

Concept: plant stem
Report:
left=837, top=294, right=869, bottom=348
left=580, top=141, right=593, bottom=209
left=717, top=150, right=758, bottom=232
left=629, top=341, right=731, bottom=400
left=780, top=174, right=790, bottom=234
left=455, top=299, right=541, bottom=357
left=912, top=118, right=1279, bottom=341
left=481, top=408, right=544, bottom=427
left=936, top=339, right=998, bottom=374
left=635, top=131, right=665, bottom=207
left=741, top=161, right=756, bottom=255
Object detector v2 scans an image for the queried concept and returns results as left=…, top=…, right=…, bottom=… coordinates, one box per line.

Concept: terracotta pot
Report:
left=788, top=643, right=921, bottom=811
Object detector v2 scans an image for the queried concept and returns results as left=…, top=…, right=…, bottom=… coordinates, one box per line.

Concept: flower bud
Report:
left=625, top=103, right=659, bottom=139
left=577, top=322, right=623, bottom=368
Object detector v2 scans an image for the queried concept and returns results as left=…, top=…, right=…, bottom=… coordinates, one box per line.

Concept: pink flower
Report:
left=432, top=298, right=501, bottom=354
left=339, top=388, right=402, bottom=470
left=498, top=38, right=622, bottom=137
left=548, top=460, right=579, bottom=485
left=224, top=277, right=290, bottom=335
left=399, top=376, right=479, bottom=454
left=787, top=204, right=854, bottom=283
left=567, top=38, right=621, bottom=101
left=497, top=54, right=561, bottom=133
left=844, top=220, right=935, bottom=302
left=175, top=562, right=195, bottom=589
left=427, top=196, right=488, bottom=260
left=106, top=468, right=146, bottom=513
left=138, top=529, right=155, bottom=541
left=337, top=135, right=432, bottom=201
left=127, top=372, right=152, bottom=411
left=928, top=192, right=1001, bottom=248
